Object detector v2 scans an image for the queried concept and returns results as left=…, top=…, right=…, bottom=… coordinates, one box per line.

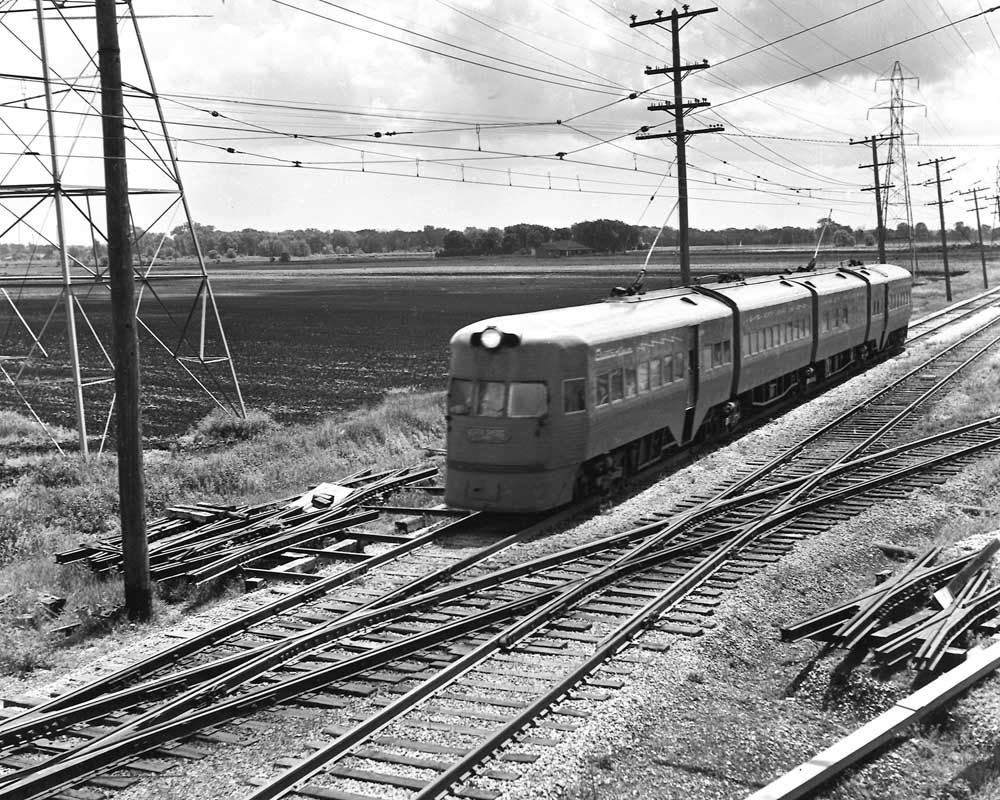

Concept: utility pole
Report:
left=918, top=156, right=955, bottom=302
left=959, top=186, right=990, bottom=289
left=631, top=6, right=723, bottom=286
left=851, top=134, right=896, bottom=264
left=97, top=0, right=151, bottom=620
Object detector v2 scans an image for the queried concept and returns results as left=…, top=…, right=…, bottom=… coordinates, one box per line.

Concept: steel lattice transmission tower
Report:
left=0, top=0, right=244, bottom=455
left=870, top=61, right=923, bottom=275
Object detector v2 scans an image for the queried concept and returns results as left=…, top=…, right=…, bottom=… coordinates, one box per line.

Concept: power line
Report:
left=269, top=0, right=635, bottom=97
left=713, top=5, right=1000, bottom=109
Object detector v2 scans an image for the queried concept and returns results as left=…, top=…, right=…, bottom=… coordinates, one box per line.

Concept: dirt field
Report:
left=2, top=247, right=996, bottom=444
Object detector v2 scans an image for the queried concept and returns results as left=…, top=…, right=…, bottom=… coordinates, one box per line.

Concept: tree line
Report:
left=0, top=217, right=991, bottom=264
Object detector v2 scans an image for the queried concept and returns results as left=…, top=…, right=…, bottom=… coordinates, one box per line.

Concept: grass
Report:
left=0, top=388, right=446, bottom=677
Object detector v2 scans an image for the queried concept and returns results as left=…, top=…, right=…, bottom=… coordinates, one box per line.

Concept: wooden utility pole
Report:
left=97, top=0, right=151, bottom=620
left=959, top=186, right=990, bottom=289
left=631, top=6, right=723, bottom=287
left=918, top=156, right=955, bottom=302
left=850, top=134, right=896, bottom=264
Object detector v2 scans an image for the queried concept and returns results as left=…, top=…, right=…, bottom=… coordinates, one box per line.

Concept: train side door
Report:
left=682, top=325, right=698, bottom=442
left=686, top=325, right=697, bottom=409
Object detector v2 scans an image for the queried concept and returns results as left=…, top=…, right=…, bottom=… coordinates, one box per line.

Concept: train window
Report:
left=448, top=379, right=474, bottom=415
left=624, top=366, right=637, bottom=397
left=723, top=339, right=731, bottom=363
left=650, top=357, right=663, bottom=388
left=675, top=351, right=685, bottom=378
left=610, top=369, right=624, bottom=402
left=661, top=354, right=673, bottom=383
left=596, top=373, right=610, bottom=406
left=563, top=378, right=586, bottom=413
left=702, top=345, right=713, bottom=370
left=755, top=330, right=763, bottom=352
left=710, top=341, right=728, bottom=367
left=785, top=321, right=794, bottom=342
left=509, top=382, right=548, bottom=418
left=637, top=362, right=650, bottom=392
left=476, top=381, right=506, bottom=417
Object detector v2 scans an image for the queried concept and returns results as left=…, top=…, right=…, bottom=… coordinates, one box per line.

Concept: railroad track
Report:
left=2, top=290, right=999, bottom=799
left=906, top=284, right=1000, bottom=342
left=5, top=417, right=990, bottom=800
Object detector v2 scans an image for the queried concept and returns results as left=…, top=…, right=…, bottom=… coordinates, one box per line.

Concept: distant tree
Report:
left=206, top=248, right=220, bottom=263
left=441, top=230, right=473, bottom=254
left=570, top=219, right=638, bottom=253
left=914, top=222, right=930, bottom=240
left=832, top=230, right=855, bottom=247
left=225, top=247, right=237, bottom=261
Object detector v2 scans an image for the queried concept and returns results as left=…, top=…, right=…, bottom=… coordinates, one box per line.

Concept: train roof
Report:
left=452, top=266, right=910, bottom=350
left=452, top=285, right=728, bottom=349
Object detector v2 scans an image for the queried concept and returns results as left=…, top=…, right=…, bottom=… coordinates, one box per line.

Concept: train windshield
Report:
left=477, top=381, right=506, bottom=417
left=508, top=382, right=547, bottom=417
left=448, top=379, right=474, bottom=415
left=447, top=378, right=548, bottom=418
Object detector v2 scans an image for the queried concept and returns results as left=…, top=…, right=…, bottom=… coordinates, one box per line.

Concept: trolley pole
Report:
left=632, top=6, right=722, bottom=286
left=918, top=156, right=955, bottom=302
left=959, top=186, right=990, bottom=289
left=97, top=0, right=151, bottom=620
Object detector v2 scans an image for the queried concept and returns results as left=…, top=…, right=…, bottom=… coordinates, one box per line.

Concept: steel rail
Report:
left=251, top=428, right=1000, bottom=800
left=9, top=426, right=1000, bottom=799
left=0, top=588, right=565, bottom=800
left=0, top=512, right=481, bottom=734
left=9, top=413, right=997, bottom=753
left=907, top=286, right=1000, bottom=341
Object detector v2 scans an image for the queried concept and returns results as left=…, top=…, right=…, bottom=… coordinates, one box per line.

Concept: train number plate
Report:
left=466, top=427, right=511, bottom=443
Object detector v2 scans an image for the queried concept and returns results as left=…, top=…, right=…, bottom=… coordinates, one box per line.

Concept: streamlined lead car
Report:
left=445, top=265, right=912, bottom=513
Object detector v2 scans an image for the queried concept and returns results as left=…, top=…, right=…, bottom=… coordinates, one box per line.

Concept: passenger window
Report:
left=702, top=345, right=713, bottom=370
left=675, top=351, right=685, bottom=378
left=662, top=354, right=673, bottom=383
left=448, top=379, right=473, bottom=415
left=562, top=378, right=586, bottom=414
left=650, top=357, right=662, bottom=388
left=596, top=373, right=610, bottom=407
left=624, top=366, right=637, bottom=397
left=609, top=369, right=624, bottom=402
left=723, top=339, right=731, bottom=363
left=477, top=381, right=506, bottom=417
left=509, top=382, right=548, bottom=418
left=637, top=362, right=649, bottom=392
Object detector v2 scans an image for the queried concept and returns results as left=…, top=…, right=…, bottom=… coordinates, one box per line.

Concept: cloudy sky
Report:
left=4, top=0, right=1000, bottom=239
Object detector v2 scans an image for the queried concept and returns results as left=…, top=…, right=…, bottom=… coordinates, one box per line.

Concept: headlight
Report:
left=480, top=326, right=503, bottom=349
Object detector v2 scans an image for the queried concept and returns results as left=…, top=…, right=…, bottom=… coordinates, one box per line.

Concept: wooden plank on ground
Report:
left=746, top=638, right=1000, bottom=800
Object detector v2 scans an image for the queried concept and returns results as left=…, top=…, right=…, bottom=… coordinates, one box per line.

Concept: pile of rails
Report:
left=56, top=465, right=438, bottom=587
left=782, top=538, right=1000, bottom=673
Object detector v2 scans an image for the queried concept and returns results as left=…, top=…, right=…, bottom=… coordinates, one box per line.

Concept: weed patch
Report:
left=0, top=389, right=445, bottom=676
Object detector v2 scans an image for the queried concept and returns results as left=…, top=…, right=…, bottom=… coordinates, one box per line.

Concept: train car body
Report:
left=446, top=265, right=912, bottom=513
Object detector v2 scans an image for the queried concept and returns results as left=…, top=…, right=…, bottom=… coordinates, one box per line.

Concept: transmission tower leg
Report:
left=36, top=0, right=88, bottom=456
